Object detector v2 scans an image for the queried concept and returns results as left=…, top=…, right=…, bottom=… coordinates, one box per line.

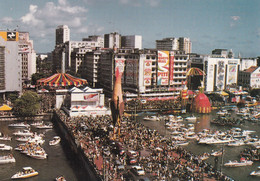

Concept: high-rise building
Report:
left=121, top=35, right=142, bottom=49
left=104, top=32, right=121, bottom=49
left=156, top=38, right=179, bottom=51
left=178, top=37, right=192, bottom=54
left=0, top=31, right=22, bottom=96
left=55, top=25, right=70, bottom=46
left=18, top=32, right=36, bottom=83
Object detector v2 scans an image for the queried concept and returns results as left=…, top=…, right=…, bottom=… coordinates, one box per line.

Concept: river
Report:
left=0, top=119, right=88, bottom=181
left=140, top=108, right=260, bottom=181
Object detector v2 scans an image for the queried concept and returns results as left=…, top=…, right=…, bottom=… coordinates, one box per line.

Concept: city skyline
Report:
left=1, top=0, right=260, bottom=57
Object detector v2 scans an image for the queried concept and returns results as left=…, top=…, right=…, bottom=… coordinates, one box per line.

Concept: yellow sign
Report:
left=0, top=31, right=18, bottom=41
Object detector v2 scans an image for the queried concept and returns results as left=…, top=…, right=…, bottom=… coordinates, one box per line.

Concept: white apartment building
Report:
left=178, top=37, right=192, bottom=54
left=239, top=58, right=258, bottom=71
left=156, top=37, right=192, bottom=54
left=104, top=32, right=121, bottom=49
left=18, top=32, right=36, bottom=83
left=204, top=57, right=240, bottom=92
left=56, top=25, right=70, bottom=46
left=121, top=35, right=142, bottom=49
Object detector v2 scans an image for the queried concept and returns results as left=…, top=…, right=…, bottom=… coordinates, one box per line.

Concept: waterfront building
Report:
left=18, top=32, right=36, bottom=85
left=61, top=86, right=110, bottom=117
left=104, top=32, right=121, bottom=49
left=0, top=31, right=22, bottom=98
left=121, top=35, right=142, bottom=49
left=238, top=66, right=260, bottom=89
left=204, top=56, right=240, bottom=92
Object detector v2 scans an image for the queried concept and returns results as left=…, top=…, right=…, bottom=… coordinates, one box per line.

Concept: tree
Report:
left=31, top=73, right=45, bottom=85
left=13, top=91, right=41, bottom=118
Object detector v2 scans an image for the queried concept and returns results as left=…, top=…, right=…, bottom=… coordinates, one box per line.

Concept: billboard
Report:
left=216, top=61, right=225, bottom=90
left=143, top=59, right=152, bottom=86
left=227, top=65, right=237, bottom=85
left=169, top=51, right=174, bottom=85
left=0, top=31, right=18, bottom=41
left=84, top=93, right=99, bottom=102
left=157, top=51, right=169, bottom=85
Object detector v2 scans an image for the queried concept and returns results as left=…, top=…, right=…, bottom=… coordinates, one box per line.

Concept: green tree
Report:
left=31, top=73, right=45, bottom=85
left=13, top=91, right=41, bottom=117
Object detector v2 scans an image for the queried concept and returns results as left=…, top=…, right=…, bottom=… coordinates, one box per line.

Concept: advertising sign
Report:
left=144, top=59, right=152, bottom=86
left=227, top=65, right=237, bottom=85
left=157, top=51, right=169, bottom=85
left=169, top=51, right=174, bottom=85
left=84, top=93, right=99, bottom=102
left=216, top=61, right=225, bottom=90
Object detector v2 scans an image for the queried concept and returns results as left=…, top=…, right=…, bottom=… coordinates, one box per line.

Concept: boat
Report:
left=0, top=154, right=16, bottom=164
left=35, top=124, right=53, bottom=129
left=227, top=140, right=245, bottom=147
left=30, top=121, right=44, bottom=126
left=11, top=167, right=38, bottom=179
left=198, top=153, right=210, bottom=161
left=0, top=144, right=12, bottom=151
left=143, top=115, right=160, bottom=121
left=27, top=150, right=48, bottom=159
left=13, top=130, right=33, bottom=137
left=211, top=150, right=223, bottom=157
left=0, top=135, right=12, bottom=141
left=49, top=136, right=61, bottom=146
left=185, top=115, right=197, bottom=122
left=250, top=170, right=260, bottom=176
left=217, top=109, right=230, bottom=116
left=8, top=122, right=30, bottom=128
left=56, top=175, right=66, bottom=181
left=224, top=159, right=253, bottom=167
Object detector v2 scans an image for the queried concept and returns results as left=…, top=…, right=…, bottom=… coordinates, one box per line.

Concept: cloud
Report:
left=230, top=16, right=240, bottom=27
left=118, top=0, right=161, bottom=7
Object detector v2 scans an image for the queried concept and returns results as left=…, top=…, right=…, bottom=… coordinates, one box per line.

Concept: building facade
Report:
left=121, top=35, right=142, bottom=49
left=55, top=25, right=70, bottom=46
left=0, top=31, right=22, bottom=96
left=156, top=37, right=192, bottom=54
left=104, top=32, right=121, bottom=49
left=238, top=66, right=260, bottom=89
left=18, top=32, right=36, bottom=84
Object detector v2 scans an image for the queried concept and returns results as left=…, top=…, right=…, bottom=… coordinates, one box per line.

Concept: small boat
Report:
left=0, top=154, right=16, bottom=164
left=35, top=124, right=53, bottom=129
left=224, top=159, right=253, bottom=167
left=56, top=175, right=66, bottom=181
left=143, top=115, right=160, bottom=121
left=211, top=150, right=223, bottom=157
left=227, top=140, right=245, bottom=147
left=0, top=144, right=12, bottom=151
left=11, top=167, right=38, bottom=179
left=27, top=150, right=48, bottom=159
left=30, top=121, right=44, bottom=126
left=250, top=170, right=260, bottom=176
left=49, top=136, right=61, bottom=146
left=0, top=135, right=12, bottom=141
left=185, top=115, right=197, bottom=122
left=198, top=153, right=210, bottom=161
left=13, top=130, right=33, bottom=137
left=8, top=122, right=30, bottom=128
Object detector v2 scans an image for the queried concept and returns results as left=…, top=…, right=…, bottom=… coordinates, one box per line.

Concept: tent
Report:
left=0, top=104, right=12, bottom=111
left=37, top=73, right=87, bottom=87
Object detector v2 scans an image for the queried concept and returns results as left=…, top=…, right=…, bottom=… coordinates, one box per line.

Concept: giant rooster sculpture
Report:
left=110, top=67, right=124, bottom=140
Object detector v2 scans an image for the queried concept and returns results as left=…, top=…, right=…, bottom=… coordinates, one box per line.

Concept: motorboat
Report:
left=224, top=159, right=253, bottom=167
left=11, top=167, right=38, bottom=179
left=0, top=154, right=16, bottom=164
left=198, top=153, right=210, bottom=161
left=0, top=144, right=12, bottom=151
left=27, top=150, right=48, bottom=159
left=227, top=140, right=245, bottom=147
left=185, top=115, right=197, bottom=122
left=211, top=150, right=223, bottom=157
left=8, top=122, right=30, bottom=128
left=0, top=135, right=12, bottom=141
left=56, top=176, right=66, bottom=181
left=49, top=136, right=61, bottom=146
left=30, top=121, right=44, bottom=126
left=35, top=124, right=53, bottom=129
left=143, top=115, right=160, bottom=121
left=13, top=130, right=33, bottom=137
left=250, top=170, right=260, bottom=176
left=217, top=110, right=230, bottom=116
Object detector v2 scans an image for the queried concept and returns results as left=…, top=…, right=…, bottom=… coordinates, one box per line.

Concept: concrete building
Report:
left=238, top=66, right=260, bottom=89
left=0, top=31, right=22, bottom=97
left=82, top=35, right=104, bottom=49
left=156, top=37, right=192, bottom=54
left=178, top=37, right=192, bottom=54
left=104, top=32, right=121, bottom=49
left=239, top=58, right=258, bottom=71
left=56, top=25, right=70, bottom=46
left=204, top=57, right=240, bottom=92
left=156, top=38, right=179, bottom=51
left=18, top=32, right=36, bottom=84
left=121, top=35, right=142, bottom=49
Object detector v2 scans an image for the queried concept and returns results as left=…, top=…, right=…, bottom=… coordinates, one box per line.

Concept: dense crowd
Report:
left=55, top=109, right=234, bottom=181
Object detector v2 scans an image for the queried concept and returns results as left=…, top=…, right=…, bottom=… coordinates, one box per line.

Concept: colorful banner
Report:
left=144, top=59, right=152, bottom=86
left=157, top=51, right=169, bottom=85
left=227, top=65, right=237, bottom=85
left=169, top=51, right=174, bottom=85
left=84, top=93, right=99, bottom=102
left=216, top=61, right=225, bottom=90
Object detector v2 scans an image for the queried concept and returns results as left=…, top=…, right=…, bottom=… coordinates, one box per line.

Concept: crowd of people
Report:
left=55, top=109, right=234, bottom=181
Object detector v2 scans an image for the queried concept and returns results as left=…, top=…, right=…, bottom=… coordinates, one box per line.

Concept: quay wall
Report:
left=0, top=113, right=53, bottom=121
left=52, top=111, right=102, bottom=181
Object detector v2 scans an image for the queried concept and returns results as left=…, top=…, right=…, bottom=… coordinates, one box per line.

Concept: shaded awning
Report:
left=37, top=73, right=87, bottom=87
left=0, top=104, right=12, bottom=111
left=186, top=68, right=205, bottom=76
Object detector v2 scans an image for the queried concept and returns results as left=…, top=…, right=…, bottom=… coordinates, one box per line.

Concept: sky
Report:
left=1, top=0, right=260, bottom=57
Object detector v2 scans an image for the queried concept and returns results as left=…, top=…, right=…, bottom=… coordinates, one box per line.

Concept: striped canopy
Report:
left=186, top=68, right=205, bottom=76
left=37, top=73, right=87, bottom=87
